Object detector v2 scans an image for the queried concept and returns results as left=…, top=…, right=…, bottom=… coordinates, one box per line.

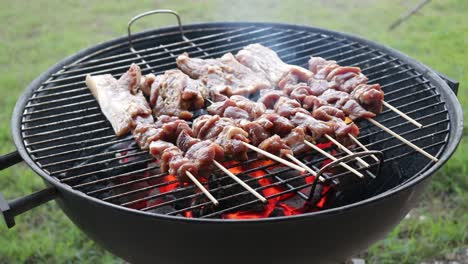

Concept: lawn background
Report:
left=0, top=0, right=466, bottom=263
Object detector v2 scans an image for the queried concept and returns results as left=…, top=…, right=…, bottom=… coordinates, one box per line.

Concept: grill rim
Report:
left=10, top=21, right=463, bottom=223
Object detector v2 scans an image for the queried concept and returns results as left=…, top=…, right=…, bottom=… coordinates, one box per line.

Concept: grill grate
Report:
left=20, top=23, right=449, bottom=218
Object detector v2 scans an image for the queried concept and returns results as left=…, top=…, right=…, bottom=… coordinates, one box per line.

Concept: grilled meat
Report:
left=150, top=70, right=207, bottom=120
left=176, top=52, right=270, bottom=96
left=86, top=63, right=151, bottom=136
left=318, top=89, right=375, bottom=120
left=291, top=112, right=334, bottom=142
left=258, top=135, right=293, bottom=158
left=308, top=56, right=383, bottom=114
left=193, top=115, right=250, bottom=159
left=283, top=127, right=311, bottom=155
left=235, top=44, right=313, bottom=85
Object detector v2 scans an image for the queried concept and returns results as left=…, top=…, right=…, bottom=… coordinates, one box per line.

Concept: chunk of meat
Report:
left=275, top=96, right=304, bottom=118
left=291, top=112, right=334, bottom=141
left=341, top=98, right=376, bottom=120
left=351, top=84, right=384, bottom=114
left=214, top=126, right=249, bottom=160
left=319, top=89, right=375, bottom=120
left=256, top=113, right=294, bottom=136
left=176, top=52, right=270, bottom=96
left=308, top=57, right=332, bottom=74
left=149, top=141, right=198, bottom=183
left=236, top=44, right=312, bottom=85
left=185, top=141, right=225, bottom=172
left=258, top=135, right=293, bottom=158
left=306, top=79, right=331, bottom=96
left=207, top=99, right=237, bottom=116
left=230, top=95, right=267, bottom=120
left=177, top=130, right=201, bottom=152
left=302, top=95, right=328, bottom=111
left=259, top=90, right=309, bottom=118
left=326, top=66, right=361, bottom=81
left=223, top=106, right=250, bottom=120
left=240, top=120, right=271, bottom=146
left=283, top=127, right=310, bottom=155
left=132, top=115, right=161, bottom=150
left=86, top=63, right=152, bottom=136
left=139, top=73, right=156, bottom=96
left=258, top=90, right=284, bottom=109
left=278, top=67, right=314, bottom=94
left=150, top=70, right=207, bottom=119
left=312, top=106, right=346, bottom=121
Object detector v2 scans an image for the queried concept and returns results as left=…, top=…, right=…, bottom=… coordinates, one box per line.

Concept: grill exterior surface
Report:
left=2, top=21, right=462, bottom=263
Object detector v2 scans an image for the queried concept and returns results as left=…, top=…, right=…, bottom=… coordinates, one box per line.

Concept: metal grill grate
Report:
left=20, top=23, right=450, bottom=218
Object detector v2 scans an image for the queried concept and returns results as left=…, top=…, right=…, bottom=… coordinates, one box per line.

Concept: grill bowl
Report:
left=2, top=22, right=463, bottom=263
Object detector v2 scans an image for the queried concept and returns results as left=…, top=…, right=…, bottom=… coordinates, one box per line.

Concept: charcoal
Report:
left=269, top=207, right=285, bottom=217
left=147, top=193, right=179, bottom=215
left=206, top=172, right=266, bottom=216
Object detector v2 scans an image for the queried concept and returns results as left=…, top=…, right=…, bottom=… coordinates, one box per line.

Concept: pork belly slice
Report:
left=86, top=63, right=152, bottom=136
left=150, top=69, right=208, bottom=120
left=235, top=44, right=313, bottom=86
left=176, top=52, right=271, bottom=96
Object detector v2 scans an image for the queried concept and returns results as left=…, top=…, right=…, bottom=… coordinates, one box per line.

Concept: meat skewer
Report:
left=207, top=95, right=364, bottom=178
left=142, top=70, right=270, bottom=202
left=234, top=44, right=435, bottom=161
left=308, top=56, right=423, bottom=128
left=192, top=114, right=306, bottom=173
left=256, top=91, right=369, bottom=174
left=86, top=65, right=223, bottom=205
left=348, top=134, right=380, bottom=162
left=281, top=73, right=437, bottom=161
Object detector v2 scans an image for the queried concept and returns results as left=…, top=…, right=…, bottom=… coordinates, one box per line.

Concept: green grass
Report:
left=0, top=0, right=466, bottom=263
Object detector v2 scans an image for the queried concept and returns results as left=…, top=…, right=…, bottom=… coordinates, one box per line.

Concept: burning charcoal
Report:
left=269, top=207, right=285, bottom=217
left=208, top=172, right=266, bottom=217
left=146, top=192, right=179, bottom=215
left=307, top=183, right=325, bottom=206
left=281, top=193, right=307, bottom=209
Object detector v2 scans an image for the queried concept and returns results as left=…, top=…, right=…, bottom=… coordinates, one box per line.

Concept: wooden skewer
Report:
left=304, top=141, right=364, bottom=178
left=366, top=118, right=438, bottom=162
left=185, top=171, right=219, bottom=206
left=213, top=160, right=267, bottom=203
left=348, top=134, right=380, bottom=162
left=285, top=154, right=325, bottom=182
left=242, top=142, right=306, bottom=173
left=383, top=101, right=423, bottom=128
left=324, top=134, right=370, bottom=168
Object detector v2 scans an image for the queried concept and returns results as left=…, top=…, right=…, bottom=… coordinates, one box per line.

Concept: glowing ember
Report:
left=119, top=148, right=336, bottom=219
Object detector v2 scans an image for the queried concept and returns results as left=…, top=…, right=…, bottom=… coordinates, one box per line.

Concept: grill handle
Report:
left=0, top=151, right=23, bottom=170
left=127, top=9, right=184, bottom=53
left=0, top=151, right=58, bottom=228
left=436, top=72, right=459, bottom=96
